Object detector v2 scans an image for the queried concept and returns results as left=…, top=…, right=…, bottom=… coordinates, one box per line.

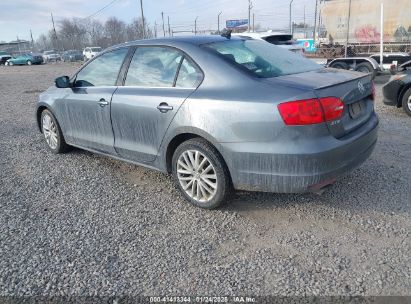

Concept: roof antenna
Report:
left=220, top=29, right=232, bottom=39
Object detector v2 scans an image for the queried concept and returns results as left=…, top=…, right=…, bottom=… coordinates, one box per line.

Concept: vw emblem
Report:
left=358, top=81, right=366, bottom=94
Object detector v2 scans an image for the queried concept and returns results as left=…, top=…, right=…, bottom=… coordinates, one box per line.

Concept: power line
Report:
left=85, top=0, right=122, bottom=19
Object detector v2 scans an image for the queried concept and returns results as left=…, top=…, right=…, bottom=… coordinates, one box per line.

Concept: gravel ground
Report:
left=0, top=63, right=410, bottom=298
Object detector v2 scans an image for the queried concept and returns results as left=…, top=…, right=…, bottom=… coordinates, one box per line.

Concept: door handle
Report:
left=157, top=103, right=173, bottom=113
left=98, top=98, right=109, bottom=107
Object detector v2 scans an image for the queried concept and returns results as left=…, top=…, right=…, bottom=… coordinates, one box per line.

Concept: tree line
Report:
left=36, top=16, right=154, bottom=51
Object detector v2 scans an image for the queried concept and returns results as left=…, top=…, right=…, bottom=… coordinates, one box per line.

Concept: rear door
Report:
left=111, top=46, right=203, bottom=163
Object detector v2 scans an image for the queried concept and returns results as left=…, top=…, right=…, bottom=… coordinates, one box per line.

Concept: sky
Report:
left=0, top=0, right=318, bottom=42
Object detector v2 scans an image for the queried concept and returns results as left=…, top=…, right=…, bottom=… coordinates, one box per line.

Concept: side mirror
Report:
left=55, top=76, right=71, bottom=88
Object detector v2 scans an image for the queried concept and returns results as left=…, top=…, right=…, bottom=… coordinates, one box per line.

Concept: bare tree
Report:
left=58, top=18, right=88, bottom=50
left=127, top=18, right=146, bottom=41
left=34, top=16, right=155, bottom=52
left=86, top=19, right=106, bottom=47
left=105, top=17, right=126, bottom=46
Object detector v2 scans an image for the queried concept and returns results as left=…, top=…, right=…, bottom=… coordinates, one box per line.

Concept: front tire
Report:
left=41, top=109, right=69, bottom=153
left=172, top=138, right=232, bottom=209
left=401, top=88, right=411, bottom=117
left=8, top=61, right=13, bottom=66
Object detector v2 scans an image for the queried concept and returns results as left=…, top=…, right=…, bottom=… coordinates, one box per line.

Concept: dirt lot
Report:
left=0, top=63, right=410, bottom=297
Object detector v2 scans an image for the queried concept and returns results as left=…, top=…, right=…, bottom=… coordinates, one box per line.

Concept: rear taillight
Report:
left=278, top=97, right=344, bottom=126
left=277, top=99, right=324, bottom=125
left=319, top=97, right=345, bottom=122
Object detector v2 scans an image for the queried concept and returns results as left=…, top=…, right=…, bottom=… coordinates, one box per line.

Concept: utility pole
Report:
left=344, top=0, right=352, bottom=58
left=161, top=12, right=166, bottom=37
left=16, top=36, right=21, bottom=53
left=318, top=0, right=322, bottom=42
left=380, top=2, right=384, bottom=69
left=195, top=16, right=198, bottom=35
left=30, top=29, right=34, bottom=49
left=303, top=5, right=306, bottom=38
left=252, top=13, right=255, bottom=32
left=167, top=16, right=171, bottom=36
left=51, top=12, right=58, bottom=50
left=313, top=0, right=318, bottom=49
left=154, top=22, right=157, bottom=38
left=289, top=0, right=294, bottom=34
left=218, top=12, right=222, bottom=34
left=140, top=0, right=146, bottom=39
left=248, top=0, right=253, bottom=32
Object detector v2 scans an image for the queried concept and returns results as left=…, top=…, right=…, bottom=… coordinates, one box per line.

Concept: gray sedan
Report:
left=36, top=36, right=378, bottom=209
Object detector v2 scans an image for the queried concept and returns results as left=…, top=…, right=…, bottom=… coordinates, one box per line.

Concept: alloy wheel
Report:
left=177, top=150, right=217, bottom=203
left=42, top=113, right=58, bottom=150
left=408, top=95, right=411, bottom=111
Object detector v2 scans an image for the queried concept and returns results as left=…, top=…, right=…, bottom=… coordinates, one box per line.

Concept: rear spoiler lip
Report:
left=313, top=73, right=372, bottom=90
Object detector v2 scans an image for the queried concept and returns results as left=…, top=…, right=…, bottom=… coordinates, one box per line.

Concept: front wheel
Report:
left=8, top=61, right=13, bottom=66
left=27, top=60, right=32, bottom=65
left=402, top=88, right=411, bottom=117
left=172, top=138, right=232, bottom=209
left=41, top=109, right=70, bottom=153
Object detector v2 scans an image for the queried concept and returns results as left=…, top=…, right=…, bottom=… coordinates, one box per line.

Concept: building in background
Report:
left=0, top=40, right=31, bottom=54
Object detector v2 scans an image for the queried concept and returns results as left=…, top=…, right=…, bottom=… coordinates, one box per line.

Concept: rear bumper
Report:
left=221, top=113, right=379, bottom=193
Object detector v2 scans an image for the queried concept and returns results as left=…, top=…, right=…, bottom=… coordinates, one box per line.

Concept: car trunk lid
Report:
left=264, top=68, right=374, bottom=138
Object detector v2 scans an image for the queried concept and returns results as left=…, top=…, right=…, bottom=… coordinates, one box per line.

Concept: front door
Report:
left=111, top=47, right=203, bottom=163
left=59, top=47, right=129, bottom=154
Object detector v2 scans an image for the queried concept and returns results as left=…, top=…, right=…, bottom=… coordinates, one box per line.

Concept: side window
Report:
left=175, top=58, right=203, bottom=88
left=75, top=48, right=128, bottom=87
left=125, top=47, right=182, bottom=87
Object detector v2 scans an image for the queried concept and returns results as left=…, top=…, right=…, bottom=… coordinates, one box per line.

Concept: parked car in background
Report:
left=383, top=60, right=411, bottom=117
left=62, top=50, right=83, bottom=62
left=0, top=51, right=12, bottom=65
left=42, top=50, right=61, bottom=62
left=6, top=54, right=43, bottom=66
left=36, top=36, right=378, bottom=209
left=232, top=31, right=305, bottom=55
left=83, top=47, right=102, bottom=60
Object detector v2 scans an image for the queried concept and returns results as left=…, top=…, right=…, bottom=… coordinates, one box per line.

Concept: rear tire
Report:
left=355, top=62, right=373, bottom=73
left=27, top=60, right=32, bottom=65
left=40, top=109, right=70, bottom=154
left=401, top=88, right=411, bottom=117
left=172, top=138, right=232, bottom=209
left=330, top=62, right=349, bottom=69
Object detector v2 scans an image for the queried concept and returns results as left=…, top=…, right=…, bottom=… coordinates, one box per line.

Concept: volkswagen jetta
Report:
left=36, top=35, right=378, bottom=209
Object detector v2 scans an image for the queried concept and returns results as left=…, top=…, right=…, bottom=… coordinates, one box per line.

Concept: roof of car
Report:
left=107, top=35, right=240, bottom=51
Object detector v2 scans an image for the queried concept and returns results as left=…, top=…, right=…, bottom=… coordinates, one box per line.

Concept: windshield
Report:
left=203, top=39, right=321, bottom=78
left=44, top=51, right=54, bottom=55
left=91, top=47, right=101, bottom=52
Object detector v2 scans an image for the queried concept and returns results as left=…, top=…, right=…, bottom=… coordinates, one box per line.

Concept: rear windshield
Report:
left=203, top=39, right=321, bottom=78
left=91, top=47, right=101, bottom=52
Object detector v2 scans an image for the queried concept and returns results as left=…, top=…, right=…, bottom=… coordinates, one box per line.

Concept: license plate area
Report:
left=349, top=101, right=363, bottom=119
